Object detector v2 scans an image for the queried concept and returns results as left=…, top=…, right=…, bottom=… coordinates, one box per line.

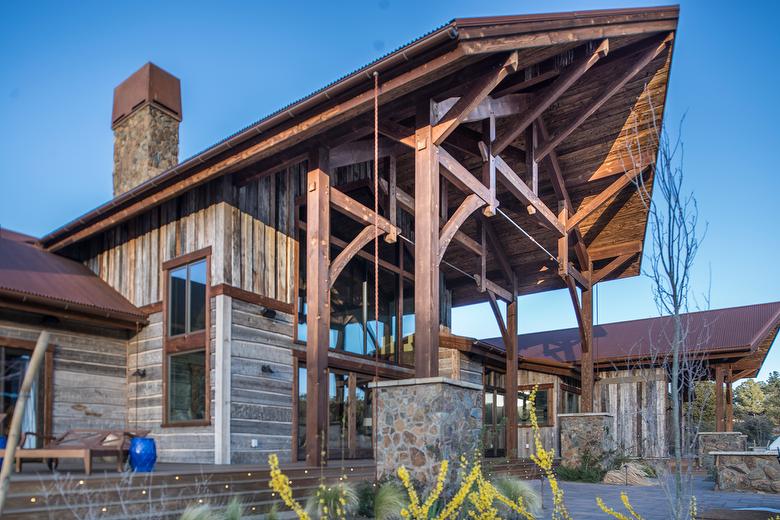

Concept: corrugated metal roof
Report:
left=481, top=302, right=780, bottom=364
left=0, top=233, right=145, bottom=323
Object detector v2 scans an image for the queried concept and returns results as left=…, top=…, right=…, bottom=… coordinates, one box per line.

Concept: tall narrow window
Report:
left=164, top=254, right=209, bottom=425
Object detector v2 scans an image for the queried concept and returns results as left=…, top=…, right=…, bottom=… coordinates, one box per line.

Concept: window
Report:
left=295, top=364, right=375, bottom=460
left=483, top=368, right=506, bottom=458
left=560, top=387, right=580, bottom=414
left=518, top=387, right=550, bottom=427
left=168, top=260, right=207, bottom=337
left=164, top=251, right=210, bottom=426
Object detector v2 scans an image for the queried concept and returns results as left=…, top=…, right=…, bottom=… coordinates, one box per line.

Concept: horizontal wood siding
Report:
left=0, top=316, right=127, bottom=435
left=594, top=368, right=668, bottom=458
left=126, top=307, right=215, bottom=463
left=230, top=299, right=294, bottom=464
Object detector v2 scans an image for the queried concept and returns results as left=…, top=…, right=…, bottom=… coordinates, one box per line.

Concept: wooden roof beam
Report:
left=438, top=146, right=497, bottom=209
left=536, top=32, right=675, bottom=162
left=330, top=187, right=399, bottom=243
left=589, top=240, right=643, bottom=261
left=432, top=52, right=519, bottom=145
left=377, top=177, right=483, bottom=257
left=566, top=166, right=644, bottom=231
left=536, top=117, right=590, bottom=270
left=493, top=39, right=609, bottom=155
left=592, top=252, right=637, bottom=284
left=494, top=154, right=564, bottom=235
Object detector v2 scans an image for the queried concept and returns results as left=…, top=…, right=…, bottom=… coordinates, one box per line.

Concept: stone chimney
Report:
left=111, top=63, right=182, bottom=197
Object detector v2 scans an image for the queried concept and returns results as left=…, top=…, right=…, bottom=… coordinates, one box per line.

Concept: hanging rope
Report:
left=372, top=71, right=380, bottom=482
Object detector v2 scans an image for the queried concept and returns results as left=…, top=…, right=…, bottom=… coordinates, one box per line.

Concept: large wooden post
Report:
left=581, top=277, right=594, bottom=412
left=506, top=294, right=518, bottom=458
left=725, top=368, right=734, bottom=432
left=715, top=366, right=725, bottom=432
left=305, top=147, right=330, bottom=466
left=414, top=101, right=440, bottom=378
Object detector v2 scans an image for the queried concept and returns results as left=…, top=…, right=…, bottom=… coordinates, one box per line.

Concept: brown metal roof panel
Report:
left=0, top=235, right=145, bottom=321
left=481, top=301, right=780, bottom=364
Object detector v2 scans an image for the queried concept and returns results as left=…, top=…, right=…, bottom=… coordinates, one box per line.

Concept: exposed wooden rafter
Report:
left=566, top=167, right=644, bottom=231
left=493, top=39, right=610, bottom=155
left=330, top=188, right=399, bottom=243
left=494, top=155, right=564, bottom=235
left=432, top=51, right=519, bottom=145
left=536, top=32, right=675, bottom=162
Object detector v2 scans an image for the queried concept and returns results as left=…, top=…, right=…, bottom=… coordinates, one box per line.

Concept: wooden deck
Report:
left=1, top=457, right=549, bottom=519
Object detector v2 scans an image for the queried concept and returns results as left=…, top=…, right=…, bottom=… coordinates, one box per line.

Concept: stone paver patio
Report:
left=533, top=476, right=780, bottom=519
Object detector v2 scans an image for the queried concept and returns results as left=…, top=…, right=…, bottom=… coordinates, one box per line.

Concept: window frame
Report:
left=517, top=383, right=554, bottom=428
left=162, top=247, right=211, bottom=427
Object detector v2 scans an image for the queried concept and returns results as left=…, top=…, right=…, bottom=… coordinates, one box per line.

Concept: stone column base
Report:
left=696, top=432, right=747, bottom=468
left=558, top=413, right=614, bottom=468
left=372, top=377, right=483, bottom=485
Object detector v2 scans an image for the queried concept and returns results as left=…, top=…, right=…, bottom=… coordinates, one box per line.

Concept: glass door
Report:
left=483, top=369, right=506, bottom=458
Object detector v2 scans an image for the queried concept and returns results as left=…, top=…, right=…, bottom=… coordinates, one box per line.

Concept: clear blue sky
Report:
left=1, top=1, right=778, bottom=378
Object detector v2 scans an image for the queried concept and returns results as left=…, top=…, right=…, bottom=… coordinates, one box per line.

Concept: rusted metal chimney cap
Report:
left=112, top=62, right=182, bottom=128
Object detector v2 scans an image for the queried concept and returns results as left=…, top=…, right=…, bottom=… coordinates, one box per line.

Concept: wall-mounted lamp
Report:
left=132, top=368, right=147, bottom=378
left=261, top=307, right=276, bottom=319
left=261, top=365, right=274, bottom=374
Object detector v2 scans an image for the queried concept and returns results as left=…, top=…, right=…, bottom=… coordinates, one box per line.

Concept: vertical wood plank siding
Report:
left=517, top=370, right=559, bottom=458
left=594, top=368, right=668, bottom=458
left=126, top=306, right=216, bottom=463
left=229, top=299, right=294, bottom=464
left=0, top=317, right=127, bottom=435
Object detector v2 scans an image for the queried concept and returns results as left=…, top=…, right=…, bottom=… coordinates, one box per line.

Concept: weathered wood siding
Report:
left=594, top=368, right=668, bottom=458
left=126, top=306, right=216, bottom=463
left=229, top=299, right=294, bottom=463
left=0, top=314, right=127, bottom=435
left=73, top=181, right=228, bottom=308
left=229, top=165, right=304, bottom=306
left=438, top=349, right=481, bottom=385
left=517, top=370, right=559, bottom=458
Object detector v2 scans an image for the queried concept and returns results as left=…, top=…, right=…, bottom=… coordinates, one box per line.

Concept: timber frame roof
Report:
left=41, top=6, right=678, bottom=305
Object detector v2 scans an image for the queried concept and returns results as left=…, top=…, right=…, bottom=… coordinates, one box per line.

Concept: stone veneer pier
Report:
left=372, top=377, right=483, bottom=484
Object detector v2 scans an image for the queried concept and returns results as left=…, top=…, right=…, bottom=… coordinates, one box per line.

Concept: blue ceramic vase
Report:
left=129, top=437, right=156, bottom=472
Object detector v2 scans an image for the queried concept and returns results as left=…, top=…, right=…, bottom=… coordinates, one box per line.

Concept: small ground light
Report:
left=225, top=484, right=229, bottom=489
left=198, top=499, right=203, bottom=504
left=30, top=497, right=36, bottom=503
left=101, top=507, right=107, bottom=512
left=78, top=480, right=84, bottom=485
left=252, top=507, right=256, bottom=511
left=175, top=475, right=180, bottom=480
left=247, top=472, right=252, bottom=476
left=142, top=490, right=147, bottom=495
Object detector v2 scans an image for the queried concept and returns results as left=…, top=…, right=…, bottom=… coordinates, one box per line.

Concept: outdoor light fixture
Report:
left=132, top=368, right=147, bottom=378
left=261, top=307, right=276, bottom=319
left=261, top=364, right=274, bottom=374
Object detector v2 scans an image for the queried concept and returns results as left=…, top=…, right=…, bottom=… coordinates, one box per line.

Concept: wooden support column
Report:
left=414, top=101, right=440, bottom=378
left=715, top=366, right=725, bottom=432
left=581, top=276, right=594, bottom=412
left=305, top=147, right=330, bottom=466
left=725, top=368, right=734, bottom=432
left=506, top=293, right=518, bottom=458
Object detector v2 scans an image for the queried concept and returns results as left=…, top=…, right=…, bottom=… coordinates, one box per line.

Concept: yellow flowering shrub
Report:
left=528, top=387, right=571, bottom=520
left=268, top=453, right=311, bottom=520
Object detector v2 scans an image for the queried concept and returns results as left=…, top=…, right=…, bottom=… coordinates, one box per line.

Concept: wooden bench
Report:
left=0, top=429, right=150, bottom=475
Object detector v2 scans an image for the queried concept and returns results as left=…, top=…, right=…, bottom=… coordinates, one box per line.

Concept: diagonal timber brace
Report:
left=438, top=194, right=486, bottom=265
left=329, top=225, right=386, bottom=289
left=330, top=187, right=399, bottom=243
left=493, top=39, right=610, bottom=155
